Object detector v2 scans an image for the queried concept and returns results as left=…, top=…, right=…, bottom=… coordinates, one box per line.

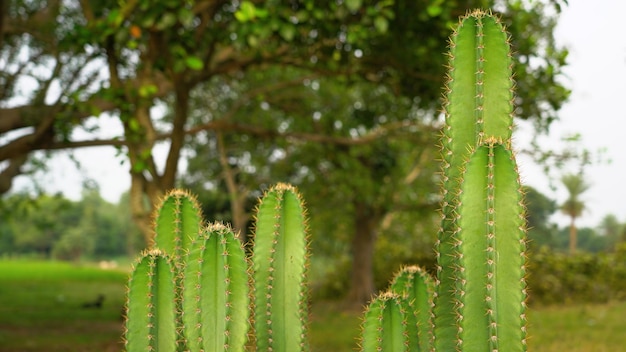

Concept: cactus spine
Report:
left=252, top=183, right=309, bottom=351
left=183, top=223, right=249, bottom=351
left=434, top=9, right=527, bottom=351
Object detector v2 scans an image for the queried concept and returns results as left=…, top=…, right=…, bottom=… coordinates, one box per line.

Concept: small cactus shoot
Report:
left=361, top=292, right=419, bottom=352
left=125, top=249, right=178, bottom=352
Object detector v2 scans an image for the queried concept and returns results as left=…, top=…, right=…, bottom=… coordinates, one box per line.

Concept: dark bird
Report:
left=81, top=294, right=105, bottom=309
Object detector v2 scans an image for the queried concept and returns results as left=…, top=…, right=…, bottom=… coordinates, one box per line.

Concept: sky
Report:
left=11, top=1, right=626, bottom=229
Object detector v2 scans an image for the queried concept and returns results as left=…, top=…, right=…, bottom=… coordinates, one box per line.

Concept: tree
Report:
left=561, top=173, right=590, bottom=254
left=2, top=0, right=570, bottom=303
left=597, top=214, right=624, bottom=252
left=523, top=186, right=558, bottom=248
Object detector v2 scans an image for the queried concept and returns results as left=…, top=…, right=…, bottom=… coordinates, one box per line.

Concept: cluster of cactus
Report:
left=360, top=9, right=527, bottom=352
left=124, top=9, right=527, bottom=352
left=124, top=183, right=308, bottom=351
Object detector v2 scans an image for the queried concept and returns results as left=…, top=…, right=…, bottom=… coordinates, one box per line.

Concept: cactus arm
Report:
left=182, top=223, right=249, bottom=351
left=124, top=249, right=177, bottom=352
left=456, top=142, right=526, bottom=351
left=253, top=183, right=309, bottom=351
left=154, top=189, right=203, bottom=263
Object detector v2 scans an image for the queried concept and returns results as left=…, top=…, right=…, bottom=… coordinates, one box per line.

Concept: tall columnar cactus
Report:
left=433, top=9, right=527, bottom=352
left=125, top=249, right=178, bottom=352
left=153, top=189, right=203, bottom=349
left=252, top=183, right=309, bottom=351
left=182, top=223, right=249, bottom=351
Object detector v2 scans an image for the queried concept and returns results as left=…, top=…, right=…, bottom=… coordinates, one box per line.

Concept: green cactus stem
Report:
left=252, top=183, right=309, bottom=352
left=434, top=9, right=518, bottom=351
left=389, top=265, right=435, bottom=352
left=361, top=291, right=419, bottom=352
left=153, top=189, right=203, bottom=350
left=182, top=222, right=249, bottom=351
left=455, top=141, right=527, bottom=351
left=154, top=189, right=203, bottom=265
left=124, top=249, right=177, bottom=352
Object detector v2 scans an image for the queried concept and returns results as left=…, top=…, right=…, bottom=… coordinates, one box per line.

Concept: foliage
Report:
left=0, top=190, right=144, bottom=260
left=524, top=185, right=558, bottom=249
left=528, top=245, right=626, bottom=304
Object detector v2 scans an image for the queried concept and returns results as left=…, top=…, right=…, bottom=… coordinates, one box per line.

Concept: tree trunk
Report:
left=216, top=133, right=250, bottom=242
left=569, top=215, right=577, bottom=254
left=347, top=202, right=380, bottom=307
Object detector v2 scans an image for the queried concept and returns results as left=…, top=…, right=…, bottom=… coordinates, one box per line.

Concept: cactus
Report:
left=361, top=292, right=419, bottom=352
left=389, top=266, right=435, bottom=352
left=432, top=9, right=527, bottom=352
left=182, top=222, right=249, bottom=351
left=252, top=183, right=310, bottom=352
left=453, top=142, right=526, bottom=351
left=124, top=249, right=178, bottom=352
left=154, top=189, right=203, bottom=266
left=361, top=9, right=527, bottom=352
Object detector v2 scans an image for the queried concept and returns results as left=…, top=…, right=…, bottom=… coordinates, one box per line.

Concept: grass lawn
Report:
left=1, top=259, right=625, bottom=351
left=0, top=260, right=128, bottom=351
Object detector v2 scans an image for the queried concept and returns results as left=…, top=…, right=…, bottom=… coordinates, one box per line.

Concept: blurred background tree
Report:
left=561, top=173, right=590, bottom=254
left=1, top=0, right=570, bottom=303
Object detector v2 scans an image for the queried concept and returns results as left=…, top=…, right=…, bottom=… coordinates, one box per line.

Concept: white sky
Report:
left=11, top=1, right=626, bottom=229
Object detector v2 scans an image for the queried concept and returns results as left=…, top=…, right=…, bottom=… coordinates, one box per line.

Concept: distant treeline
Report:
left=0, top=189, right=144, bottom=260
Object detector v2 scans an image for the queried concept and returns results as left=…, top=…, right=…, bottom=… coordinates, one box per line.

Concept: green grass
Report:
left=1, top=259, right=625, bottom=351
left=0, top=260, right=128, bottom=351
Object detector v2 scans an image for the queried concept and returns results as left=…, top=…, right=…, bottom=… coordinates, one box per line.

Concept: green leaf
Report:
left=346, top=0, right=363, bottom=12
left=427, top=5, right=443, bottom=17
left=185, top=56, right=204, bottom=71
left=156, top=13, right=177, bottom=30
left=138, top=84, right=158, bottom=98
left=235, top=1, right=267, bottom=22
left=279, top=24, right=296, bottom=42
left=374, top=16, right=388, bottom=33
